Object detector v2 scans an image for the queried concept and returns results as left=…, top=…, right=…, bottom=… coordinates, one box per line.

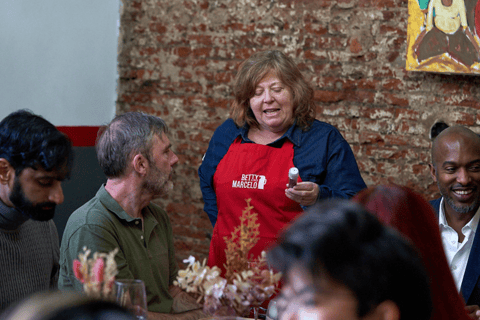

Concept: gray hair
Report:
left=96, top=112, right=167, bottom=178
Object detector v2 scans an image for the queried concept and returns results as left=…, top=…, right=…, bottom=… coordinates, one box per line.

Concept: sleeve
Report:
left=59, top=216, right=135, bottom=291
left=295, top=123, right=366, bottom=201
left=318, top=138, right=366, bottom=199
left=49, top=220, right=60, bottom=289
left=198, top=119, right=239, bottom=227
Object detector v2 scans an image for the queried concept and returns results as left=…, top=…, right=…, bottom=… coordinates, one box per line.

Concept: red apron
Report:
left=208, top=137, right=303, bottom=273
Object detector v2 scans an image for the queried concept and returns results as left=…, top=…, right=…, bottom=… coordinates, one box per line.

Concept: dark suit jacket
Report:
left=430, top=198, right=480, bottom=306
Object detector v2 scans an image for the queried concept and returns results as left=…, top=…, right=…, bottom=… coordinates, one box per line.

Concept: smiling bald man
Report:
left=430, top=126, right=480, bottom=319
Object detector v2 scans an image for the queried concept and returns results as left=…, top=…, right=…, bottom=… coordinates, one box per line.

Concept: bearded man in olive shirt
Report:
left=59, top=112, right=204, bottom=320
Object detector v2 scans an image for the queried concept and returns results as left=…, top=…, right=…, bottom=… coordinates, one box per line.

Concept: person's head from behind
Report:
left=430, top=125, right=480, bottom=217
left=230, top=50, right=316, bottom=132
left=2, top=291, right=134, bottom=320
left=0, top=109, right=73, bottom=221
left=429, top=120, right=449, bottom=140
left=353, top=184, right=472, bottom=320
left=352, top=184, right=436, bottom=242
left=267, top=199, right=432, bottom=320
left=96, top=112, right=178, bottom=196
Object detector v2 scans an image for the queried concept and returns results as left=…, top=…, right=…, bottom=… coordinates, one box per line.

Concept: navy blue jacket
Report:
left=431, top=198, right=480, bottom=306
left=199, top=118, right=367, bottom=226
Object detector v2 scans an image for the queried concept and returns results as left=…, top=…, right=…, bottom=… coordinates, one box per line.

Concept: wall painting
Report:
left=407, top=0, right=480, bottom=74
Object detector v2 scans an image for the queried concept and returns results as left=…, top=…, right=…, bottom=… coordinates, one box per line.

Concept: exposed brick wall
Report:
left=117, top=0, right=480, bottom=265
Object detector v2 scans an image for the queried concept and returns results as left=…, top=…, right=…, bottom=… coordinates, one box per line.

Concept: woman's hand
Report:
left=285, top=182, right=319, bottom=206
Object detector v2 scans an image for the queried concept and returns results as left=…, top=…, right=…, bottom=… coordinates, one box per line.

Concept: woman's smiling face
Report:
left=249, top=71, right=294, bottom=134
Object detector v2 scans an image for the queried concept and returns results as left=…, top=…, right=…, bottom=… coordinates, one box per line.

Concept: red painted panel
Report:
left=56, top=126, right=100, bottom=147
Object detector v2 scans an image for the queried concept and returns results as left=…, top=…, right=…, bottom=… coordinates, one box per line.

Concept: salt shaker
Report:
left=288, top=167, right=299, bottom=188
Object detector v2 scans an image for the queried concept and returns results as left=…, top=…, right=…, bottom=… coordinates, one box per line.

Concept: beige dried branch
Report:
left=223, top=198, right=260, bottom=282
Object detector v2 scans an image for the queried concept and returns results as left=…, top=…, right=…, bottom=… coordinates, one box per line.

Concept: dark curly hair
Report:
left=0, top=109, right=73, bottom=176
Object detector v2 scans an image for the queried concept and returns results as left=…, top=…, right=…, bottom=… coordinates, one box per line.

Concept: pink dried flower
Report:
left=73, top=247, right=119, bottom=300
left=73, top=259, right=84, bottom=283
left=92, top=258, right=105, bottom=283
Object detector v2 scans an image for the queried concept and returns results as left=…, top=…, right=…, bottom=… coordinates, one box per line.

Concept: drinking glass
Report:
left=115, top=279, right=148, bottom=320
left=266, top=298, right=278, bottom=320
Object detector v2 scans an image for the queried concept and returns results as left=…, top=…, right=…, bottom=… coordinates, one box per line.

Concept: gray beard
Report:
left=438, top=180, right=480, bottom=214
left=444, top=196, right=478, bottom=214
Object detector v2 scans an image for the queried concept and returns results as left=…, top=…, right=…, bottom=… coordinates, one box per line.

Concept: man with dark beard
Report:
left=59, top=112, right=205, bottom=320
left=430, top=125, right=480, bottom=317
left=0, top=110, right=73, bottom=312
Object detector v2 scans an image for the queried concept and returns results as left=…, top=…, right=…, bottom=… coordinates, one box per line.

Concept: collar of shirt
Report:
left=0, top=198, right=29, bottom=230
left=97, top=184, right=143, bottom=223
left=439, top=197, right=480, bottom=236
left=238, top=120, right=302, bottom=147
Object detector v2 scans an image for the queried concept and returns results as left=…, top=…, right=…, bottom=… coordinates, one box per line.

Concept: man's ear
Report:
left=366, top=300, right=400, bottom=320
left=429, top=163, right=437, bottom=183
left=132, top=154, right=148, bottom=176
left=0, top=158, right=13, bottom=185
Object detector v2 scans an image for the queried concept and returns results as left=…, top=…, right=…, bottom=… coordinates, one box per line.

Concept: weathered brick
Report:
left=359, top=106, right=395, bottom=119
left=314, top=90, right=346, bottom=103
left=304, top=23, right=329, bottom=36
left=349, top=38, right=363, bottom=54
left=382, top=92, right=409, bottom=107
left=117, top=0, right=480, bottom=263
left=395, top=108, right=420, bottom=121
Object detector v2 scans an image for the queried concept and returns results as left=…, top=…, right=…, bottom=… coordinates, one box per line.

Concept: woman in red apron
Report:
left=207, top=51, right=321, bottom=272
left=208, top=136, right=304, bottom=272
left=200, top=50, right=366, bottom=275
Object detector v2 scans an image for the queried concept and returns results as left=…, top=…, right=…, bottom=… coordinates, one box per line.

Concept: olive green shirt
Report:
left=59, top=185, right=179, bottom=313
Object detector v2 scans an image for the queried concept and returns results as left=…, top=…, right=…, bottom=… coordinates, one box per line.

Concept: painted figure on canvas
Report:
left=407, top=0, right=480, bottom=73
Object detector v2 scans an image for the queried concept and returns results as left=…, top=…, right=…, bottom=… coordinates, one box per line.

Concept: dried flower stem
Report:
left=224, top=198, right=260, bottom=281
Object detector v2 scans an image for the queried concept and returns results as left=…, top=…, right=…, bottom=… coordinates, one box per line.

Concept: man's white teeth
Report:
left=455, top=190, right=472, bottom=195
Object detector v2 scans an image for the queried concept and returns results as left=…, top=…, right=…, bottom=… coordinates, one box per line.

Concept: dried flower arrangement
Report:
left=73, top=247, right=119, bottom=300
left=223, top=198, right=260, bottom=282
left=174, top=199, right=282, bottom=317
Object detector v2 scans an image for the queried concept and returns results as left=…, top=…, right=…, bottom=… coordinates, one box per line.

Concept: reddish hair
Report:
left=353, top=185, right=470, bottom=320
